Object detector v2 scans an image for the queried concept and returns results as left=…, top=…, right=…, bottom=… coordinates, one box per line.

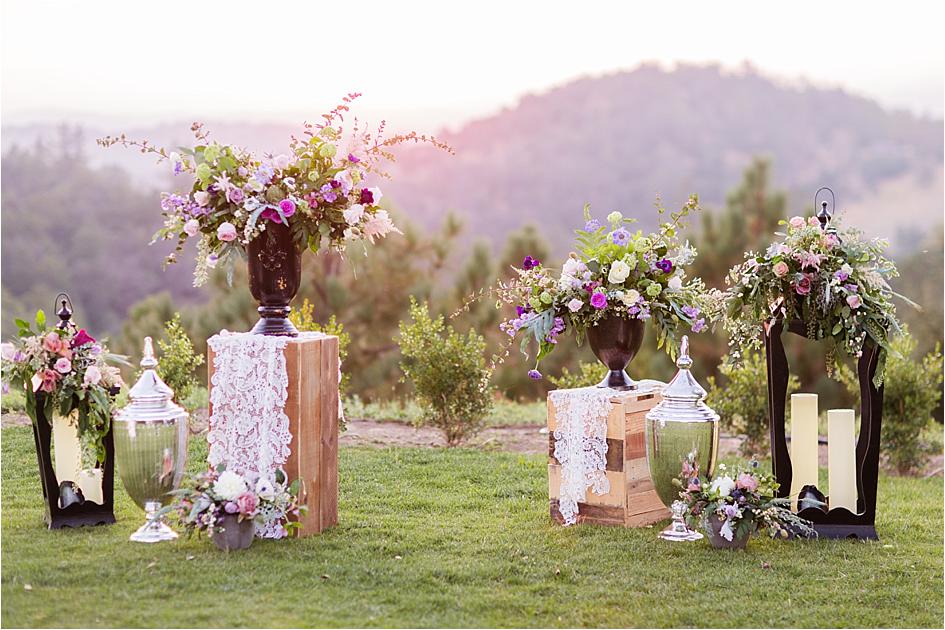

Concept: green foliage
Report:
left=706, top=352, right=800, bottom=457
left=547, top=361, right=606, bottom=390
left=398, top=298, right=493, bottom=445
left=289, top=298, right=352, bottom=396
left=836, top=330, right=943, bottom=474
left=155, top=314, right=204, bottom=410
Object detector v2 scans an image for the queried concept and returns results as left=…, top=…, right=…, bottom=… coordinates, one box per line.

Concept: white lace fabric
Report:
left=207, top=330, right=326, bottom=538
left=549, top=387, right=617, bottom=526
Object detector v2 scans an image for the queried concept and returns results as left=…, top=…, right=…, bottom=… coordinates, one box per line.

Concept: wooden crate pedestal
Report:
left=548, top=387, right=669, bottom=527
left=209, top=335, right=339, bottom=536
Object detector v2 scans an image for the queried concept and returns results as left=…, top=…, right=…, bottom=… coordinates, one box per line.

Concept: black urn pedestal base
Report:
left=587, top=316, right=646, bottom=391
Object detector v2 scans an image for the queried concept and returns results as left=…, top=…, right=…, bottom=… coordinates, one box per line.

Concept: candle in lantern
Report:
left=828, top=409, right=857, bottom=512
left=52, top=413, right=104, bottom=505
left=790, top=393, right=819, bottom=510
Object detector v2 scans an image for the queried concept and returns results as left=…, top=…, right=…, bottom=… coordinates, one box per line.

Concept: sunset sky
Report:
left=2, top=0, right=943, bottom=130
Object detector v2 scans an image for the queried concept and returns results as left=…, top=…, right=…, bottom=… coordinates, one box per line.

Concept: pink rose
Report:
left=846, top=294, right=862, bottom=309
left=590, top=291, right=608, bottom=309
left=278, top=199, right=296, bottom=219
left=42, top=332, right=63, bottom=354
left=217, top=222, right=237, bottom=242
left=54, top=357, right=72, bottom=374
left=735, top=472, right=758, bottom=492
left=772, top=261, right=790, bottom=278
left=789, top=216, right=806, bottom=229
left=235, top=492, right=258, bottom=515
left=794, top=274, right=812, bottom=296
left=83, top=365, right=102, bottom=387
left=808, top=216, right=821, bottom=227
left=71, top=329, right=95, bottom=348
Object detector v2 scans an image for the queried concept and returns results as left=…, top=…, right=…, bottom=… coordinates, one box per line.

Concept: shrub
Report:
left=398, top=298, right=493, bottom=446
left=155, top=314, right=204, bottom=411
left=706, top=352, right=799, bottom=456
left=836, top=330, right=943, bottom=475
left=548, top=361, right=605, bottom=389
left=289, top=299, right=351, bottom=394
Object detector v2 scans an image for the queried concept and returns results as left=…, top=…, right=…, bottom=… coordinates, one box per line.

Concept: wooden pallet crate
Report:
left=547, top=387, right=670, bottom=527
left=209, top=335, right=339, bottom=536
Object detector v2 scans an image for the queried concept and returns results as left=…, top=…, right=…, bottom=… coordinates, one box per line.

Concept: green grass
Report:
left=345, top=396, right=546, bottom=426
left=2, top=426, right=942, bottom=628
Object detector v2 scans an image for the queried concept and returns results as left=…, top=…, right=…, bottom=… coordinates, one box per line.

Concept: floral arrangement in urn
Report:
left=494, top=197, right=716, bottom=383
left=165, top=466, right=305, bottom=548
left=99, top=94, right=452, bottom=336
left=1, top=310, right=125, bottom=467
left=723, top=215, right=912, bottom=386
left=675, top=454, right=815, bottom=549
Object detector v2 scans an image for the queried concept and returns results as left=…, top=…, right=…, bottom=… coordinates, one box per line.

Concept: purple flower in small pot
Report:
left=584, top=219, right=601, bottom=232
left=522, top=256, right=540, bottom=270
left=359, top=188, right=374, bottom=205
left=656, top=258, right=673, bottom=274
left=590, top=291, right=608, bottom=309
left=528, top=369, right=542, bottom=380
left=610, top=228, right=631, bottom=246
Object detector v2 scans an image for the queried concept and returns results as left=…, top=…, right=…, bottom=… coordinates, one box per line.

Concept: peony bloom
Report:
left=194, top=191, right=210, bottom=207
left=71, top=329, right=96, bottom=348
left=54, top=357, right=72, bottom=374
left=608, top=260, right=631, bottom=284
left=590, top=291, right=608, bottom=309
left=846, top=294, right=862, bottom=309
left=735, top=472, right=758, bottom=492
left=567, top=298, right=584, bottom=312
left=42, top=332, right=63, bottom=353
left=213, top=470, right=247, bottom=501
left=362, top=210, right=402, bottom=244
left=255, top=477, right=276, bottom=501
left=83, top=365, right=102, bottom=387
left=794, top=274, right=813, bottom=296
left=343, top=204, right=365, bottom=225
left=217, top=222, right=237, bottom=242
left=709, top=475, right=736, bottom=497
left=183, top=219, right=200, bottom=237
left=789, top=216, right=806, bottom=229
left=235, top=491, right=258, bottom=515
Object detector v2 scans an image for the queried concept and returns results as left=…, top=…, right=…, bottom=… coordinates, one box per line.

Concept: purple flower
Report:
left=546, top=317, right=566, bottom=344
left=359, top=188, right=374, bottom=205
left=322, top=191, right=338, bottom=203
left=844, top=283, right=858, bottom=293
left=253, top=164, right=275, bottom=185
left=279, top=199, right=297, bottom=218
left=515, top=305, right=528, bottom=317
left=227, top=187, right=245, bottom=204
left=528, top=369, right=542, bottom=380
left=656, top=258, right=673, bottom=274
left=584, top=219, right=601, bottom=232
left=224, top=501, right=239, bottom=514
left=724, top=504, right=739, bottom=518
left=834, top=270, right=850, bottom=282
left=348, top=153, right=361, bottom=163
left=682, top=306, right=700, bottom=319
left=330, top=180, right=342, bottom=189
left=590, top=291, right=608, bottom=309
left=610, top=228, right=631, bottom=246
left=692, top=318, right=706, bottom=333
left=584, top=281, right=600, bottom=293
left=522, top=256, right=540, bottom=270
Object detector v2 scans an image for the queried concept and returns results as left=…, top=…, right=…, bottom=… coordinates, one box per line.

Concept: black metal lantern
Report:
left=765, top=188, right=883, bottom=539
left=31, top=293, right=117, bottom=529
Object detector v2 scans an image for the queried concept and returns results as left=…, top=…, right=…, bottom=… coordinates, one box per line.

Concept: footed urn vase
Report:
left=586, top=316, right=645, bottom=390
left=247, top=221, right=301, bottom=337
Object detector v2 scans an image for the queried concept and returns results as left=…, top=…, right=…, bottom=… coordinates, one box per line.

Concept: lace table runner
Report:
left=207, top=330, right=335, bottom=538
left=548, top=387, right=617, bottom=526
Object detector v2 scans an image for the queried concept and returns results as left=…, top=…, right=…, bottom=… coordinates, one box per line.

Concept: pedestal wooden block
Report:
left=209, top=335, right=339, bottom=536
left=547, top=387, right=670, bottom=527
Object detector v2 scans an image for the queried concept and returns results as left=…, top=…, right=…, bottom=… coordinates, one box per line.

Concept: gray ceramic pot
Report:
left=704, top=514, right=751, bottom=550
left=213, top=514, right=256, bottom=551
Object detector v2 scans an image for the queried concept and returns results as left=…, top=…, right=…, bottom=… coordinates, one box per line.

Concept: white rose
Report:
left=343, top=204, right=365, bottom=225
left=194, top=191, right=210, bottom=207
left=621, top=289, right=641, bottom=305
left=709, top=476, right=736, bottom=498
left=254, top=477, right=276, bottom=501
left=212, top=470, right=247, bottom=501
left=567, top=298, right=583, bottom=312
left=667, top=276, right=683, bottom=291
left=183, top=219, right=200, bottom=237
left=608, top=260, right=631, bottom=284
left=562, top=257, right=586, bottom=278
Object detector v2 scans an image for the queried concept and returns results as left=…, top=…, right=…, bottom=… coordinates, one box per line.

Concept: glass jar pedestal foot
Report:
left=658, top=500, right=703, bottom=542
left=130, top=500, right=178, bottom=543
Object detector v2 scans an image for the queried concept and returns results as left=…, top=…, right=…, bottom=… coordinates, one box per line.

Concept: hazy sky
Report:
left=2, top=0, right=943, bottom=131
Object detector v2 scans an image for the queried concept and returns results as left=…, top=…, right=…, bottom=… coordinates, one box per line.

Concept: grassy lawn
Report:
left=2, top=426, right=942, bottom=628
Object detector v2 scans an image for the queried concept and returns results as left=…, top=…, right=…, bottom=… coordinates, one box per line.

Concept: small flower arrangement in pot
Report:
left=495, top=196, right=716, bottom=388
left=724, top=215, right=913, bottom=387
left=164, top=466, right=305, bottom=551
left=675, top=454, right=815, bottom=549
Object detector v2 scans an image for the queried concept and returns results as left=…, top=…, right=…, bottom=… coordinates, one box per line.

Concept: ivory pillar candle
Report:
left=789, top=394, right=819, bottom=510
left=51, top=413, right=104, bottom=505
left=828, top=409, right=857, bottom=512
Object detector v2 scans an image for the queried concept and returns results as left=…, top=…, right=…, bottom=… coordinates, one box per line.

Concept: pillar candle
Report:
left=828, top=409, right=857, bottom=512
left=789, top=394, right=819, bottom=510
left=52, top=413, right=104, bottom=505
